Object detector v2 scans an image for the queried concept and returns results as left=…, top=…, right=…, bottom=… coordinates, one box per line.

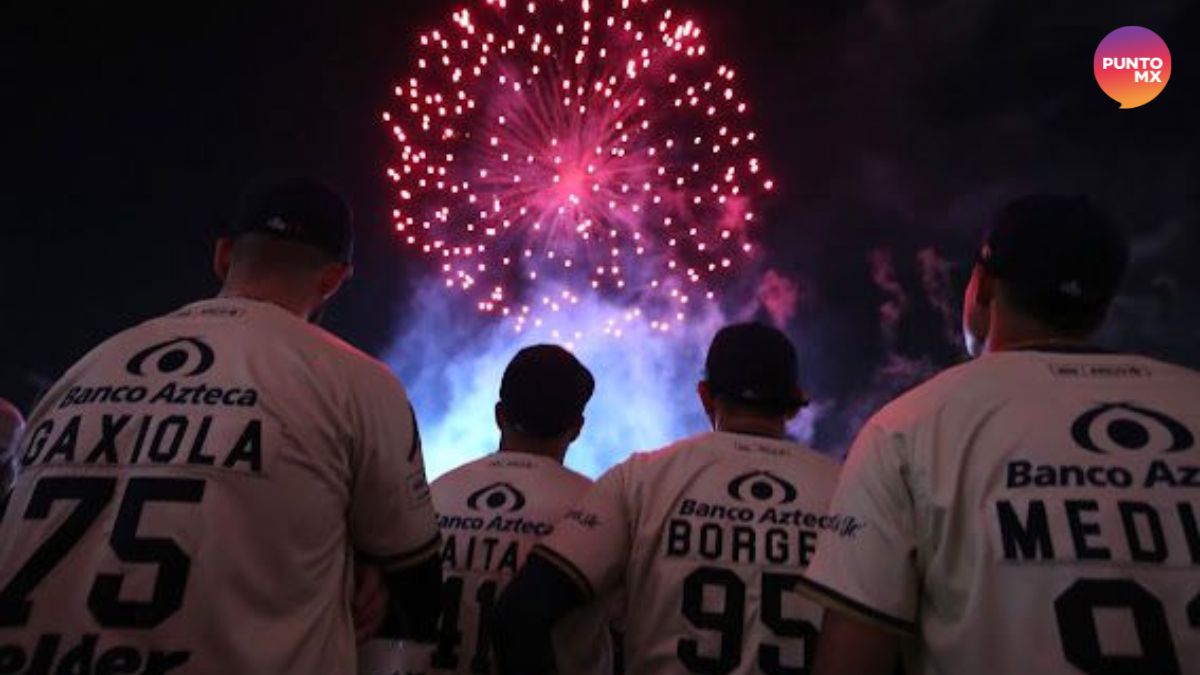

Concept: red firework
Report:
left=384, top=0, right=773, bottom=334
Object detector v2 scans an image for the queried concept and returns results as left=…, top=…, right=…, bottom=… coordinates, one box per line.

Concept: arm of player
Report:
left=349, top=369, right=443, bottom=641
left=493, top=462, right=634, bottom=675
left=493, top=552, right=589, bottom=675
left=812, top=608, right=901, bottom=675
left=374, top=554, right=443, bottom=641
left=798, top=423, right=921, bottom=638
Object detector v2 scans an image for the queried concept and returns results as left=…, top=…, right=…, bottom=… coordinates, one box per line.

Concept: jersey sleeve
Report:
left=798, top=423, right=919, bottom=634
left=349, top=367, right=440, bottom=570
left=535, top=460, right=633, bottom=600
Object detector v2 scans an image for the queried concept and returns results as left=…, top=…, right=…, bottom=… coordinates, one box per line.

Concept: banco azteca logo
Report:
left=727, top=470, right=797, bottom=505
left=1071, top=402, right=1194, bottom=455
left=466, top=482, right=526, bottom=512
left=126, top=337, right=216, bottom=377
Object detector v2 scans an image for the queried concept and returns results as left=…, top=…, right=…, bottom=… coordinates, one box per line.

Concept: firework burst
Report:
left=384, top=0, right=773, bottom=336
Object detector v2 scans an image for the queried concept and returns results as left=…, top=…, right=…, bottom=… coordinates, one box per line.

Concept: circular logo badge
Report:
left=726, top=470, right=798, bottom=505
left=1094, top=26, right=1171, bottom=109
left=125, top=337, right=215, bottom=377
left=466, top=482, right=527, bottom=512
left=1070, top=403, right=1194, bottom=455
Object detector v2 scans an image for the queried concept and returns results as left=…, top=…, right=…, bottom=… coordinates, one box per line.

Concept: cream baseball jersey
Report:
left=0, top=298, right=439, bottom=673
left=362, top=452, right=613, bottom=675
left=802, top=349, right=1200, bottom=674
left=538, top=431, right=839, bottom=675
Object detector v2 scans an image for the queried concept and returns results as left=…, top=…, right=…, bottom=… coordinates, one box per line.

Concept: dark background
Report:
left=2, top=0, right=1196, bottom=452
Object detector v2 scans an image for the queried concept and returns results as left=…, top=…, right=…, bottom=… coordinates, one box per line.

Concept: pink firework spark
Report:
left=384, top=0, right=773, bottom=334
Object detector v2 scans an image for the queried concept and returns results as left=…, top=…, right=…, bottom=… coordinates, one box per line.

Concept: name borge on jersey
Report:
left=439, top=482, right=556, bottom=575
left=991, top=400, right=1200, bottom=567
left=665, top=465, right=852, bottom=568
left=18, top=337, right=265, bottom=475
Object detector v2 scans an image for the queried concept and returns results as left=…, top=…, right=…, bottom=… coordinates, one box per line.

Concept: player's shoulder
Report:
left=432, top=454, right=500, bottom=491
left=782, top=438, right=840, bottom=479
left=616, top=432, right=706, bottom=473
left=865, top=358, right=984, bottom=428
left=69, top=307, right=181, bottom=368
left=610, top=431, right=787, bottom=480
left=434, top=453, right=592, bottom=515
left=867, top=350, right=1199, bottom=433
left=269, top=312, right=405, bottom=396
left=860, top=353, right=1033, bottom=439
left=436, top=452, right=591, bottom=491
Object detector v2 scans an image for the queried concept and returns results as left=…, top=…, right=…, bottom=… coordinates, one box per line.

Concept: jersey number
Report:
left=1055, top=578, right=1198, bottom=675
left=0, top=476, right=206, bottom=628
left=678, top=567, right=817, bottom=675
left=431, top=575, right=499, bottom=673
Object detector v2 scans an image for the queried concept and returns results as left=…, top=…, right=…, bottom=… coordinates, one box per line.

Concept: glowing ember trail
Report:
left=384, top=0, right=773, bottom=337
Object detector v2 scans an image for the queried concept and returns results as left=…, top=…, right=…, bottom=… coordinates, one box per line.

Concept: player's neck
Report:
left=218, top=283, right=315, bottom=319
left=984, top=313, right=1091, bottom=354
left=713, top=413, right=787, bottom=439
left=497, top=443, right=566, bottom=465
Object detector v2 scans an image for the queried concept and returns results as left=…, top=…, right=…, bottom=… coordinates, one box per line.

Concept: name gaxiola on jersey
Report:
left=17, top=378, right=265, bottom=475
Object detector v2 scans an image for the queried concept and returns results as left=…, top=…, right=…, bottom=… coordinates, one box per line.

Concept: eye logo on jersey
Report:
left=126, top=337, right=215, bottom=377
left=1071, top=402, right=1195, bottom=455
left=466, top=482, right=527, bottom=512
left=727, top=470, right=797, bottom=505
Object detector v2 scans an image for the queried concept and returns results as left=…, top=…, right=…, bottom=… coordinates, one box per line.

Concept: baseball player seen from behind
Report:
left=0, top=178, right=442, bottom=673
left=360, top=344, right=615, bottom=675
left=493, top=322, right=840, bottom=675
left=804, top=195, right=1200, bottom=675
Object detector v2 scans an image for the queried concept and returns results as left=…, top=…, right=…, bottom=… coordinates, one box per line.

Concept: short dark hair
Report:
left=704, top=323, right=805, bottom=416
left=499, top=345, right=595, bottom=438
left=980, top=195, right=1129, bottom=334
left=229, top=231, right=341, bottom=278
left=1003, top=280, right=1107, bottom=334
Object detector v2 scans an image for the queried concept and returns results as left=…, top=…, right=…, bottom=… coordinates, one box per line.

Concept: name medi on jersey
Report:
left=991, top=402, right=1200, bottom=567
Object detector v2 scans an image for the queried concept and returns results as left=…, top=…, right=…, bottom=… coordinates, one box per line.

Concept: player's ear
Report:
left=697, top=381, right=715, bottom=417
left=962, top=264, right=992, bottom=358
left=567, top=417, right=583, bottom=443
left=975, top=266, right=995, bottom=308
left=214, top=237, right=235, bottom=282
left=317, top=262, right=352, bottom=302
left=783, top=388, right=807, bottom=421
left=494, top=403, right=506, bottom=432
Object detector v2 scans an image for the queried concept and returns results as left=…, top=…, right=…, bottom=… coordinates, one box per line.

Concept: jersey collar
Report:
left=1011, top=343, right=1115, bottom=355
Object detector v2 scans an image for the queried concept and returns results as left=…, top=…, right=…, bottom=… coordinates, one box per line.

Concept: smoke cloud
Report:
left=388, top=267, right=828, bottom=479
left=388, top=282, right=724, bottom=478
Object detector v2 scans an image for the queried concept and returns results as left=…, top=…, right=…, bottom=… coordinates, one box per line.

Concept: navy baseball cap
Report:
left=500, top=345, right=595, bottom=438
left=230, top=178, right=355, bottom=262
left=705, top=323, right=806, bottom=411
left=979, top=194, right=1128, bottom=314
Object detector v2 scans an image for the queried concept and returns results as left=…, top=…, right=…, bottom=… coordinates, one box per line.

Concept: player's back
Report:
left=867, top=349, right=1200, bottom=674
left=613, top=431, right=839, bottom=675
left=393, top=452, right=613, bottom=675
left=0, top=297, right=425, bottom=673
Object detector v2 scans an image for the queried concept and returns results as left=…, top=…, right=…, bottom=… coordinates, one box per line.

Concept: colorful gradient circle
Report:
left=1094, top=26, right=1171, bottom=109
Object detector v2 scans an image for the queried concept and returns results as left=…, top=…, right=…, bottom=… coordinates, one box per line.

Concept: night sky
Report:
left=2, top=0, right=1196, bottom=455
